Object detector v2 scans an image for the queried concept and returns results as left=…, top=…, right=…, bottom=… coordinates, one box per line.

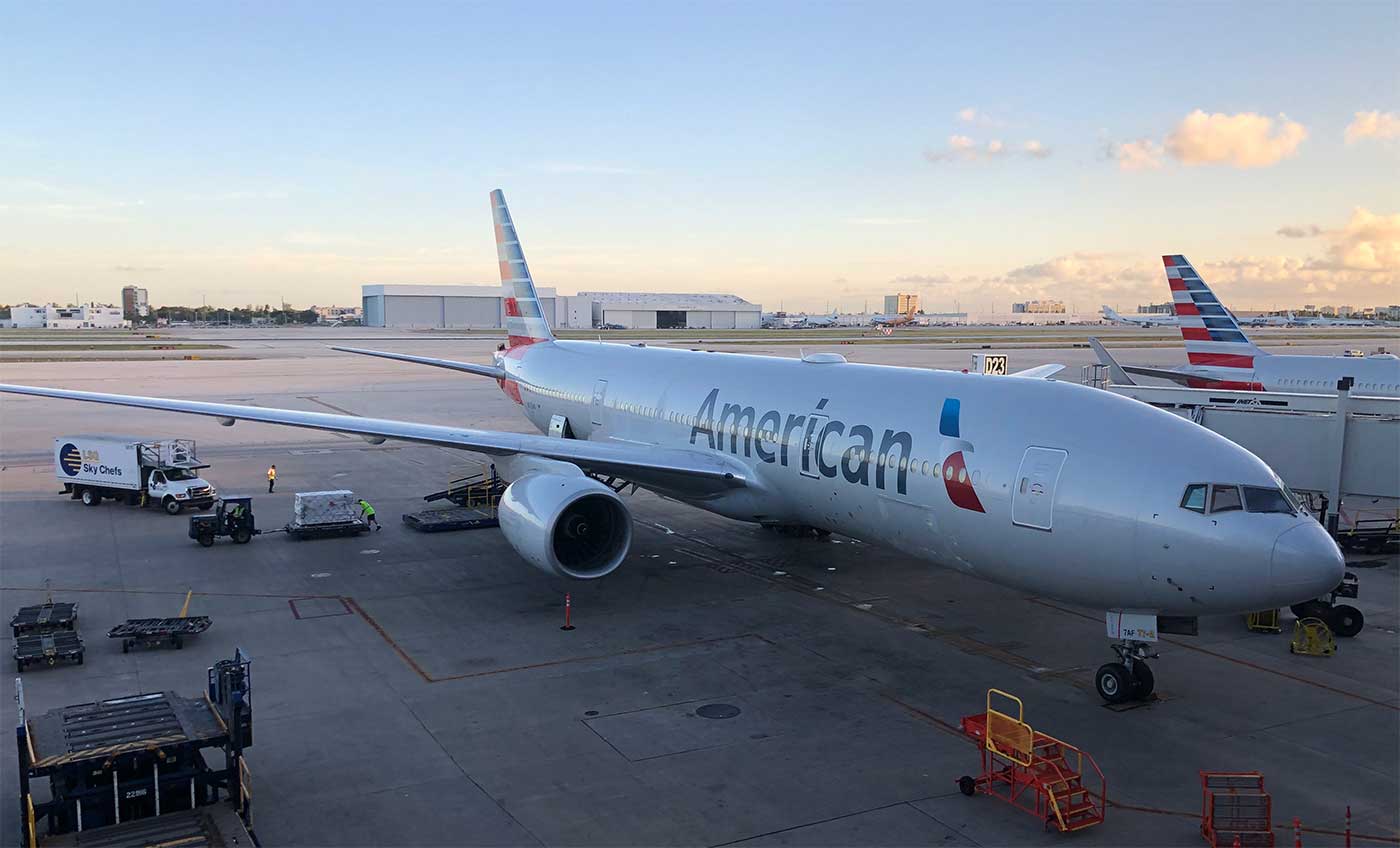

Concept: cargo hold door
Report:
left=1012, top=447, right=1068, bottom=530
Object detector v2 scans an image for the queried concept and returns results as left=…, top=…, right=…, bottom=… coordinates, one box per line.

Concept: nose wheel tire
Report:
left=1329, top=604, right=1364, bottom=638
left=957, top=775, right=977, bottom=797
left=1095, top=663, right=1132, bottom=704
left=1131, top=661, right=1155, bottom=698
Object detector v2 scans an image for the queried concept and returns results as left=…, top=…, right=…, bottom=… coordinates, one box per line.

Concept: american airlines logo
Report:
left=689, top=388, right=984, bottom=513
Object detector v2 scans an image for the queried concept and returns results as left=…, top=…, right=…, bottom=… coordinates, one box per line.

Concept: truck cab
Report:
left=146, top=466, right=217, bottom=514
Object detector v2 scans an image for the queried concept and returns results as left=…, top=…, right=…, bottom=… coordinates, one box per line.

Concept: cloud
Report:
left=892, top=273, right=954, bottom=286
left=957, top=107, right=978, bottom=122
left=1310, top=207, right=1400, bottom=272
left=924, top=134, right=1051, bottom=163
left=1276, top=224, right=1322, bottom=239
left=110, top=265, right=164, bottom=272
left=1165, top=110, right=1307, bottom=168
left=1345, top=110, right=1400, bottom=144
left=1103, top=139, right=1164, bottom=171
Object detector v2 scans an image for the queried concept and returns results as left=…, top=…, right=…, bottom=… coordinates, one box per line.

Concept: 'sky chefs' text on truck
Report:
left=55, top=436, right=217, bottom=514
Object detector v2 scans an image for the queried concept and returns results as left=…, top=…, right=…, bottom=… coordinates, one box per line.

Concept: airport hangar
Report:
left=362, top=284, right=762, bottom=330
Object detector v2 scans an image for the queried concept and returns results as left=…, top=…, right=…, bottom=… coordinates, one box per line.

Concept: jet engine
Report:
left=497, top=472, right=633, bottom=579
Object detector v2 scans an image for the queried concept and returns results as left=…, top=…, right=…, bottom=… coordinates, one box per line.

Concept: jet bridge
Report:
left=1100, top=379, right=1399, bottom=545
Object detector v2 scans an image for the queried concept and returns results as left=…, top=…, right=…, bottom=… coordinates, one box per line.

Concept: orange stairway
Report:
left=958, top=689, right=1106, bottom=833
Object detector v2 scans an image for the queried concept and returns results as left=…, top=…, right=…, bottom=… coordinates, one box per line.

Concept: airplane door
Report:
left=591, top=380, right=608, bottom=426
left=800, top=414, right=828, bottom=479
left=1012, top=447, right=1067, bottom=530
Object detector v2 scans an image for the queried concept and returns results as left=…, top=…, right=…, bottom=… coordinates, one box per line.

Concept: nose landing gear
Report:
left=1095, top=640, right=1158, bottom=704
left=1289, top=571, right=1364, bottom=638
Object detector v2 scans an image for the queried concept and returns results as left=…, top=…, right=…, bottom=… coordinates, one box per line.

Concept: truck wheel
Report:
left=233, top=528, right=252, bottom=544
left=198, top=533, right=215, bottom=548
left=164, top=497, right=182, bottom=515
left=80, top=488, right=100, bottom=506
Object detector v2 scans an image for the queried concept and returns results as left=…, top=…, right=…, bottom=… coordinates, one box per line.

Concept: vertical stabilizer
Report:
left=492, top=189, right=555, bottom=347
left=1163, top=255, right=1264, bottom=368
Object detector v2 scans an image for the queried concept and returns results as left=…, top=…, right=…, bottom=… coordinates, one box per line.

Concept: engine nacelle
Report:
left=497, top=472, right=633, bottom=579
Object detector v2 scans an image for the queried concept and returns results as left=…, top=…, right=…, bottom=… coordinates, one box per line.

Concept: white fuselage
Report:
left=1180, top=353, right=1400, bottom=397
left=495, top=340, right=1343, bottom=615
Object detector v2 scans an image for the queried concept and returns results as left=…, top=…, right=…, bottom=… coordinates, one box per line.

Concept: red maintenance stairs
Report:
left=958, top=689, right=1106, bottom=833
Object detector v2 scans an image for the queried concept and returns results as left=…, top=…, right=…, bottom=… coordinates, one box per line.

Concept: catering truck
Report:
left=55, top=436, right=217, bottom=514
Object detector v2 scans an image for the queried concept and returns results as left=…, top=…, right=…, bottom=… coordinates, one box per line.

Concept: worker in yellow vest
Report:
left=267, top=464, right=277, bottom=493
left=358, top=498, right=380, bottom=531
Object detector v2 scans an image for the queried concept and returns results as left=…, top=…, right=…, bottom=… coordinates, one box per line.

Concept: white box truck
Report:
left=55, top=436, right=217, bottom=514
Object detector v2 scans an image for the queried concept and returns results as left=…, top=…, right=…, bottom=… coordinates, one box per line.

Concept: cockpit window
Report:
left=1242, top=485, right=1296, bottom=514
left=1180, top=484, right=1207, bottom=513
left=1209, top=484, right=1242, bottom=513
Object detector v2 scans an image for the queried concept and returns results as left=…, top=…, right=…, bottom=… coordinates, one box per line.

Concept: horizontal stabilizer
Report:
left=1010, top=363, right=1064, bottom=379
left=331, top=347, right=506, bottom=379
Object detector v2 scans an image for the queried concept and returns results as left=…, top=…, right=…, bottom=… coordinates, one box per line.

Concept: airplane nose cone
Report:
left=1271, top=523, right=1345, bottom=605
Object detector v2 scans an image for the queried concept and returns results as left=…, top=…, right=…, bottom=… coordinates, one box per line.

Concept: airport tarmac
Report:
left=1, top=337, right=1397, bottom=847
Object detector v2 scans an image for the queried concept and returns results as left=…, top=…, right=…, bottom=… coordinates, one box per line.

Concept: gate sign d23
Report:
left=972, top=353, right=1009, bottom=375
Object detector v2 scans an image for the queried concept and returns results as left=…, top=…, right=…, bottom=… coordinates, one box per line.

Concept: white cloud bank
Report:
left=1165, top=110, right=1308, bottom=168
left=1345, top=110, right=1400, bottom=144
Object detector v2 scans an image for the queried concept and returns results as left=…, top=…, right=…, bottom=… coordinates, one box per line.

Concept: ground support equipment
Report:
left=1245, top=610, right=1281, bottom=633
left=957, top=689, right=1106, bottom=833
left=1289, top=618, right=1335, bottom=656
left=11, top=603, right=78, bottom=638
left=284, top=519, right=368, bottom=539
left=108, top=617, right=212, bottom=653
left=402, top=506, right=501, bottom=532
left=1289, top=572, right=1363, bottom=638
left=14, top=631, right=84, bottom=673
left=1199, top=771, right=1273, bottom=847
left=14, top=648, right=253, bottom=846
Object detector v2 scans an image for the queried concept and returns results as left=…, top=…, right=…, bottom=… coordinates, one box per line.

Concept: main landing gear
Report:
left=1095, top=640, right=1157, bottom=704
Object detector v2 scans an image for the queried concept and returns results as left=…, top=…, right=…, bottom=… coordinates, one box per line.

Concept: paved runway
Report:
left=1, top=335, right=1396, bottom=846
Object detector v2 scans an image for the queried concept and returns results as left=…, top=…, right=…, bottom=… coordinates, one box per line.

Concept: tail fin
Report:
left=1162, top=255, right=1264, bottom=368
left=492, top=189, right=555, bottom=347
left=1102, top=305, right=1123, bottom=322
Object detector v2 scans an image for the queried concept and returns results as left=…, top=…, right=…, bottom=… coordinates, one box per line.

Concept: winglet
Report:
left=492, top=189, right=555, bottom=348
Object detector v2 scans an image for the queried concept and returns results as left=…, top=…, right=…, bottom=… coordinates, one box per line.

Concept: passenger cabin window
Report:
left=1209, top=484, right=1243, bottom=513
left=1242, top=485, right=1296, bottom=514
left=1180, top=484, right=1207, bottom=513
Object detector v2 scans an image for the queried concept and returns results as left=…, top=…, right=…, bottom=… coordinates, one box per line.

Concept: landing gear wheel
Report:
left=1291, top=601, right=1326, bottom=620
left=1329, top=604, right=1364, bottom=638
left=958, top=775, right=977, bottom=797
left=1131, top=661, right=1155, bottom=699
left=164, top=498, right=182, bottom=515
left=80, top=488, right=99, bottom=506
left=1095, top=663, right=1132, bottom=704
left=198, top=534, right=215, bottom=548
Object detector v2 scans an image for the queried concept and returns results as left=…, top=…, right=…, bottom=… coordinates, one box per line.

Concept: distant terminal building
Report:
left=884, top=293, right=920, bottom=315
left=121, top=285, right=149, bottom=318
left=361, top=285, right=760, bottom=330
left=1011, top=299, right=1066, bottom=314
left=313, top=304, right=362, bottom=323
left=1137, top=302, right=1175, bottom=315
left=4, top=303, right=129, bottom=329
left=573, top=292, right=761, bottom=330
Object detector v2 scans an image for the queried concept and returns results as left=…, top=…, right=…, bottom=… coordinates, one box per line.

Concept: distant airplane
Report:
left=872, top=302, right=920, bottom=327
left=1101, top=305, right=1178, bottom=328
left=1242, top=312, right=1294, bottom=327
left=1091, top=255, right=1400, bottom=397
left=0, top=198, right=1346, bottom=704
left=1290, top=314, right=1376, bottom=328
left=794, top=309, right=840, bottom=328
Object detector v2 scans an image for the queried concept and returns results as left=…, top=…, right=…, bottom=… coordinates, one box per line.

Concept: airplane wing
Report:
left=1121, top=365, right=1195, bottom=385
left=331, top=346, right=506, bottom=379
left=1010, top=364, right=1065, bottom=379
left=0, top=384, right=747, bottom=496
left=1087, top=338, right=1137, bottom=386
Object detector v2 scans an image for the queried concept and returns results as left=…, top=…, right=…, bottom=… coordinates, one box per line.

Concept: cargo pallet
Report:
left=402, top=506, right=500, bottom=532
left=1199, top=771, right=1274, bottom=847
left=11, top=603, right=79, bottom=638
left=14, top=631, right=84, bottom=673
left=14, top=648, right=253, bottom=847
left=108, top=617, right=213, bottom=653
left=957, top=689, right=1106, bottom=833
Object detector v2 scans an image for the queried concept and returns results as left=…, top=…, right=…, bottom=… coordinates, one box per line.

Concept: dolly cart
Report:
left=14, top=631, right=84, bottom=673
left=10, top=602, right=78, bottom=637
left=108, top=590, right=213, bottom=652
left=957, top=689, right=1106, bottom=833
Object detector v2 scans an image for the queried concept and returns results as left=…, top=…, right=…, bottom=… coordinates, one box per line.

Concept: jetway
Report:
left=1099, top=378, right=1399, bottom=543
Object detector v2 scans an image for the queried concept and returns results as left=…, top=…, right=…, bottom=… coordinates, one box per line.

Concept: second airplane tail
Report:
left=492, top=189, right=556, bottom=348
left=1162, top=255, right=1264, bottom=369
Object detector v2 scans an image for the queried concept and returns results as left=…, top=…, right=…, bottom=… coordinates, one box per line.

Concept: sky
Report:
left=1, top=1, right=1397, bottom=313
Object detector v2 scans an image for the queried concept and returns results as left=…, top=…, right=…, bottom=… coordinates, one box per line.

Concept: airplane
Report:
left=1101, top=305, right=1178, bottom=328
left=1242, top=312, right=1294, bottom=328
left=1291, top=314, right=1376, bottom=328
left=794, top=309, right=841, bottom=328
left=1090, top=255, right=1400, bottom=397
left=872, top=303, right=920, bottom=327
left=0, top=195, right=1346, bottom=704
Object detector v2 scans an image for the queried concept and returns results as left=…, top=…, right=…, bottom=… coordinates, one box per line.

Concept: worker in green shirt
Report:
left=357, top=498, right=380, bottom=531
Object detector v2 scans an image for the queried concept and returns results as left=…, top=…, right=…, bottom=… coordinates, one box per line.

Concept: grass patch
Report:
left=0, top=343, right=228, bottom=351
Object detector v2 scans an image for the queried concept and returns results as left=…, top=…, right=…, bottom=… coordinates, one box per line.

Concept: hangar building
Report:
left=362, top=285, right=761, bottom=330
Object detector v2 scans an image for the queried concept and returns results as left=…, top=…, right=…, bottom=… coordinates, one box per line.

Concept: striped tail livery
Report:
left=494, top=189, right=555, bottom=348
left=1164, top=254, right=1265, bottom=379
